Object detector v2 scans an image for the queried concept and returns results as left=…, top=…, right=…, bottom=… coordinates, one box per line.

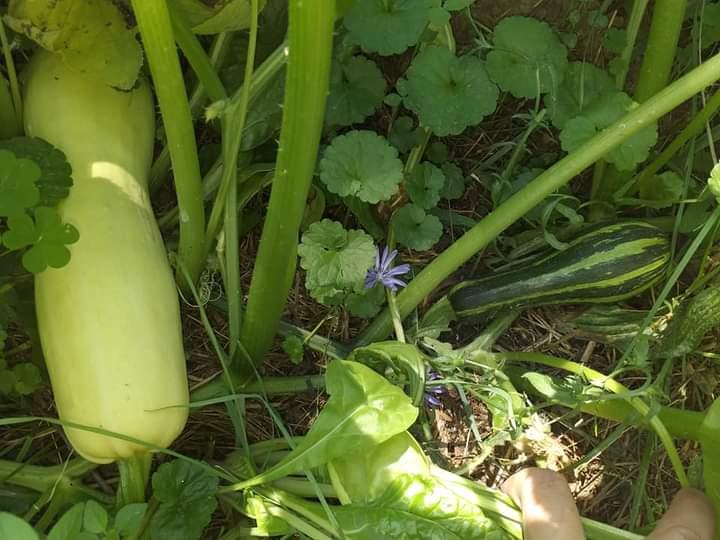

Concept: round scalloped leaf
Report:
left=326, top=56, right=387, bottom=127
left=398, top=47, right=498, bottom=136
left=406, top=162, right=444, bottom=209
left=344, top=0, right=438, bottom=56
left=545, top=62, right=615, bottom=129
left=486, top=16, right=568, bottom=98
left=320, top=131, right=403, bottom=203
left=393, top=204, right=443, bottom=251
left=559, top=91, right=657, bottom=171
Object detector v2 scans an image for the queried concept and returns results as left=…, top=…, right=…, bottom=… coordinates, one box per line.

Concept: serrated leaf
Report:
left=0, top=149, right=41, bottom=217
left=170, top=0, right=267, bottom=34
left=545, top=62, right=615, bottom=129
left=5, top=0, right=142, bottom=90
left=406, top=162, right=444, bottom=209
left=560, top=91, right=657, bottom=171
left=150, top=461, right=218, bottom=540
left=486, top=16, right=568, bottom=98
left=320, top=131, right=403, bottom=203
left=281, top=335, right=304, bottom=364
left=393, top=204, right=443, bottom=250
left=298, top=220, right=376, bottom=305
left=344, top=0, right=438, bottom=56
left=398, top=47, right=498, bottom=136
left=326, top=56, right=387, bottom=127
left=21, top=207, right=79, bottom=273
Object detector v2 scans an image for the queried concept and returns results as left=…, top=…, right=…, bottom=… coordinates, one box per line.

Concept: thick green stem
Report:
left=117, top=454, right=153, bottom=507
left=131, top=0, right=206, bottom=288
left=0, top=458, right=95, bottom=493
left=0, top=72, right=20, bottom=139
left=191, top=374, right=325, bottom=403
left=700, top=398, right=720, bottom=539
left=356, top=53, right=720, bottom=346
left=0, top=19, right=22, bottom=130
left=238, top=1, right=335, bottom=368
left=633, top=0, right=688, bottom=103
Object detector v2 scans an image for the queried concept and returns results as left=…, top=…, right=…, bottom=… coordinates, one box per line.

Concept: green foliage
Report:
left=17, top=207, right=80, bottom=274
left=48, top=503, right=85, bottom=540
left=486, top=16, right=568, bottom=98
left=344, top=0, right=438, bottom=56
left=657, top=286, right=720, bottom=359
left=114, top=504, right=147, bottom=536
left=169, top=0, right=267, bottom=34
left=0, top=358, right=42, bottom=396
left=709, top=162, right=720, bottom=204
left=238, top=360, right=418, bottom=488
left=398, top=47, right=498, bottom=136
left=406, top=162, right=445, bottom=209
left=150, top=461, right=218, bottom=540
left=638, top=171, right=684, bottom=208
left=0, top=138, right=73, bottom=207
left=346, top=282, right=386, bottom=318
left=392, top=204, right=443, bottom=250
left=281, top=335, right=304, bottom=364
left=5, top=0, right=143, bottom=89
left=0, top=150, right=41, bottom=217
left=298, top=219, right=376, bottom=305
left=326, top=55, right=387, bottom=127
left=0, top=512, right=38, bottom=540
left=560, top=92, right=657, bottom=171
left=320, top=131, right=404, bottom=203
left=389, top=116, right=425, bottom=153
left=439, top=163, right=466, bottom=200
left=546, top=62, right=615, bottom=129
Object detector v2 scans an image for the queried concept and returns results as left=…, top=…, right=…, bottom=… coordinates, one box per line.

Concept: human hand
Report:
left=503, top=468, right=716, bottom=540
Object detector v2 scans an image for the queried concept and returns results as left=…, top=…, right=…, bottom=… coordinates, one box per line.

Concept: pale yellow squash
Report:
left=23, top=51, right=189, bottom=464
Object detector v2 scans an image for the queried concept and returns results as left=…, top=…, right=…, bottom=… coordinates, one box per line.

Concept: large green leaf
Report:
left=236, top=360, right=418, bottom=488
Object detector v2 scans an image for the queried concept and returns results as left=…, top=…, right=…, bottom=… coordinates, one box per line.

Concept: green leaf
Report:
left=239, top=360, right=418, bottom=488
left=406, top=162, right=445, bottom=209
left=334, top=474, right=499, bottom=539
left=603, top=28, right=626, bottom=54
left=0, top=149, right=41, bottom=217
left=115, top=503, right=147, bottom=536
left=560, top=91, right=657, bottom=171
left=0, top=513, right=38, bottom=540
left=587, top=9, right=608, bottom=28
left=346, top=282, right=386, bottom=319
left=2, top=213, right=37, bottom=251
left=150, top=461, right=218, bottom=540
left=638, top=171, right=683, bottom=207
left=82, top=500, right=107, bottom=534
left=393, top=204, right=443, bottom=250
left=710, top=162, right=720, bottom=204
left=0, top=138, right=73, bottom=207
left=12, top=363, right=42, bottom=395
left=545, top=62, right=615, bottom=129
left=326, top=56, right=387, bottom=127
left=168, top=0, right=267, bottom=34
left=486, top=16, right=568, bottom=98
left=329, top=431, right=429, bottom=503
left=21, top=207, right=80, bottom=274
left=398, top=47, right=498, bottom=136
left=439, top=163, right=466, bottom=200
left=344, top=0, right=438, bottom=56
left=0, top=369, right=16, bottom=395
left=5, top=0, right=143, bottom=90
left=444, top=0, right=474, bottom=10
left=281, top=335, right=304, bottom=365
left=48, top=503, right=85, bottom=540
left=298, top=220, right=376, bottom=305
left=697, top=3, right=720, bottom=50
left=389, top=116, right=425, bottom=153
left=320, top=131, right=403, bottom=203
left=426, top=141, right=449, bottom=165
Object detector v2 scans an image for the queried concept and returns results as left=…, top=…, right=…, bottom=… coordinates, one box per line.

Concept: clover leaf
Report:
left=486, top=16, right=568, bottom=98
left=326, top=56, right=387, bottom=127
left=0, top=149, right=41, bottom=217
left=21, top=207, right=80, bottom=273
left=2, top=213, right=36, bottom=250
left=150, top=460, right=218, bottom=540
left=392, top=204, right=443, bottom=250
left=406, top=162, right=444, bottom=209
left=545, top=62, right=615, bottom=129
left=344, top=0, right=438, bottom=56
left=0, top=137, right=73, bottom=207
left=298, top=220, right=376, bottom=305
left=320, top=131, right=403, bottom=203
left=560, top=91, right=657, bottom=171
left=398, top=47, right=498, bottom=136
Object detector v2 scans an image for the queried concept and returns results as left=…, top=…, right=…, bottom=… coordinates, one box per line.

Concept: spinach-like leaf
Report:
left=235, top=360, right=418, bottom=488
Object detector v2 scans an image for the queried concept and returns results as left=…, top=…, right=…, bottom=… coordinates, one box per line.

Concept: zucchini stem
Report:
left=117, top=453, right=153, bottom=507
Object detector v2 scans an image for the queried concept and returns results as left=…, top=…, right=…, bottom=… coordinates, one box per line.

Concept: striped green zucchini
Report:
left=449, top=221, right=670, bottom=318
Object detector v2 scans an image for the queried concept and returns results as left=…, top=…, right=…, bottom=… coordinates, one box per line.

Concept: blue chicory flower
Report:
left=424, top=369, right=446, bottom=408
left=365, top=246, right=411, bottom=291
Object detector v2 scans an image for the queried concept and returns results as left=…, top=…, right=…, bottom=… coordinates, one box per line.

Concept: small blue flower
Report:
left=424, top=369, right=446, bottom=408
left=365, top=246, right=411, bottom=291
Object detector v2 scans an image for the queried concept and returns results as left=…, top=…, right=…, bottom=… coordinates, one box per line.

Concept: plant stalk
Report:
left=117, top=453, right=153, bottom=507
